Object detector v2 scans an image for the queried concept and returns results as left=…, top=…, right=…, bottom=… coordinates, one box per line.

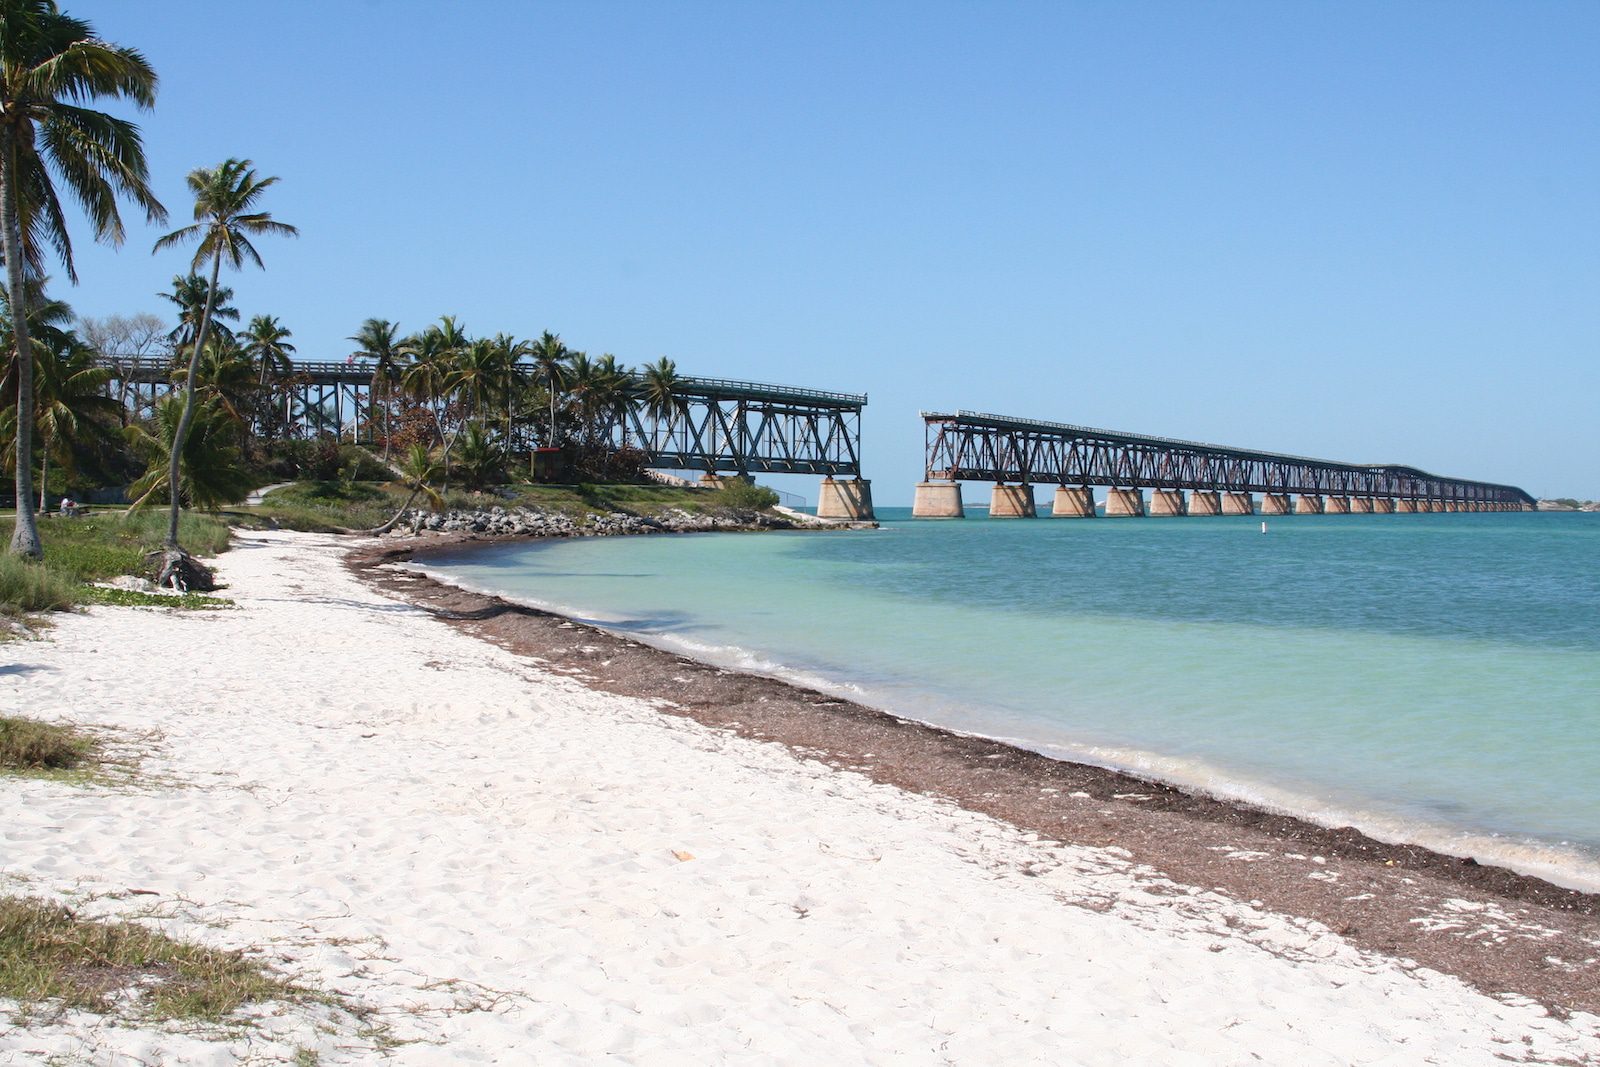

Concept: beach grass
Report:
left=0, top=716, right=96, bottom=772
left=0, top=554, right=78, bottom=616
left=0, top=511, right=232, bottom=620
left=0, top=896, right=299, bottom=1023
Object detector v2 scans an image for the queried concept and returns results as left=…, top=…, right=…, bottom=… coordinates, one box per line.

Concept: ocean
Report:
left=417, top=508, right=1600, bottom=890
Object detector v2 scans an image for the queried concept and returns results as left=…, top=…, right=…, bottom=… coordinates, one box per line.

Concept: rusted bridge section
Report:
left=916, top=410, right=1534, bottom=518
left=96, top=355, right=874, bottom=519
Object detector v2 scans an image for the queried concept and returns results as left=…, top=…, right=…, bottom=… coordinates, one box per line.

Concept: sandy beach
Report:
left=4, top=529, right=1599, bottom=1065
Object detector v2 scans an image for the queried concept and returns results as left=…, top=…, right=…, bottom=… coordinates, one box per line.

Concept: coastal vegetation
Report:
left=0, top=715, right=94, bottom=773
left=0, top=510, right=230, bottom=622
left=0, top=896, right=300, bottom=1023
left=1, top=0, right=165, bottom=559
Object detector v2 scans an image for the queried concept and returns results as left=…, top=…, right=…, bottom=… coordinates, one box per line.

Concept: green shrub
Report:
left=0, top=556, right=77, bottom=616
left=714, top=481, right=780, bottom=511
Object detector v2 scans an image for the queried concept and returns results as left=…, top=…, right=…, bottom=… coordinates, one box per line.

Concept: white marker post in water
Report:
left=1261, top=521, right=1268, bottom=534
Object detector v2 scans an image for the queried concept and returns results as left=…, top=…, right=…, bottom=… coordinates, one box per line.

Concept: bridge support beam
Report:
left=1349, top=497, right=1373, bottom=513
left=1325, top=496, right=1350, bottom=513
left=1189, top=490, right=1222, bottom=516
left=1105, top=488, right=1145, bottom=517
left=1149, top=489, right=1186, bottom=516
left=1261, top=493, right=1292, bottom=515
left=1221, top=492, right=1255, bottom=515
left=1295, top=494, right=1324, bottom=514
left=816, top=477, right=875, bottom=521
left=913, top=480, right=964, bottom=518
left=1396, top=498, right=1419, bottom=513
left=1051, top=486, right=1096, bottom=517
left=1372, top=497, right=1395, bottom=513
left=989, top=484, right=1036, bottom=518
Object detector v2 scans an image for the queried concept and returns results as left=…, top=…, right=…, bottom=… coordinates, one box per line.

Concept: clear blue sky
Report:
left=63, top=1, right=1600, bottom=502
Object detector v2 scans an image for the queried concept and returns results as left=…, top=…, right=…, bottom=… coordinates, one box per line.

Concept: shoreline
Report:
left=404, top=536, right=1600, bottom=896
left=351, top=529, right=1600, bottom=1018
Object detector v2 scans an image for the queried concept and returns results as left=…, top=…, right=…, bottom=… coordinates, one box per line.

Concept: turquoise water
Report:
left=420, top=510, right=1600, bottom=888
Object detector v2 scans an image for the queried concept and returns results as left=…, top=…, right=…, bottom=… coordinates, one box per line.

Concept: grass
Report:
left=0, top=896, right=300, bottom=1023
left=0, top=511, right=231, bottom=621
left=0, top=554, right=77, bottom=617
left=0, top=716, right=95, bottom=772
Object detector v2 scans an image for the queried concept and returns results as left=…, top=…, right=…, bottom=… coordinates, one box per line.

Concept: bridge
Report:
left=96, top=354, right=875, bottom=519
left=915, top=410, right=1534, bottom=517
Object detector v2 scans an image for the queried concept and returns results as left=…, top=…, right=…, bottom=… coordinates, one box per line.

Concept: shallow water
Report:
left=420, top=509, right=1600, bottom=888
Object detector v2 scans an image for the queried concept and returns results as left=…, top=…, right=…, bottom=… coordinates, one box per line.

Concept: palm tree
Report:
left=241, top=313, right=294, bottom=386
left=29, top=329, right=118, bottom=511
left=124, top=392, right=252, bottom=512
left=640, top=356, right=684, bottom=452
left=528, top=330, right=569, bottom=450
left=161, top=273, right=238, bottom=355
left=192, top=338, right=257, bottom=433
left=368, top=441, right=444, bottom=536
left=0, top=1, right=165, bottom=558
left=152, top=159, right=297, bottom=550
left=490, top=332, right=528, bottom=446
left=349, top=318, right=402, bottom=460
left=240, top=313, right=293, bottom=446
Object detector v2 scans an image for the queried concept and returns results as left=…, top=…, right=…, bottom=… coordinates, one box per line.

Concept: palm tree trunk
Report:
left=37, top=437, right=47, bottom=513
left=3, top=129, right=41, bottom=558
left=369, top=482, right=425, bottom=536
left=165, top=250, right=222, bottom=549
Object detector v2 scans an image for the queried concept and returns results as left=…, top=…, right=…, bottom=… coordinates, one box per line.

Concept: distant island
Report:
left=1536, top=498, right=1600, bottom=511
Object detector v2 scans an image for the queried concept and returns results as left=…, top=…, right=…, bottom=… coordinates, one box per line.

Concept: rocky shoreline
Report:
left=394, top=503, right=835, bottom=539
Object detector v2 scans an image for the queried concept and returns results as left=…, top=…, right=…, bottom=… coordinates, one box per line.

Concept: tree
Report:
left=528, top=330, right=569, bottom=450
left=349, top=317, right=402, bottom=461
left=368, top=441, right=443, bottom=536
left=240, top=313, right=293, bottom=445
left=161, top=273, right=238, bottom=354
left=78, top=311, right=166, bottom=425
left=123, top=392, right=252, bottom=513
left=240, top=313, right=294, bottom=386
left=152, top=158, right=296, bottom=550
left=640, top=356, right=684, bottom=451
left=0, top=0, right=165, bottom=557
left=1, top=281, right=115, bottom=508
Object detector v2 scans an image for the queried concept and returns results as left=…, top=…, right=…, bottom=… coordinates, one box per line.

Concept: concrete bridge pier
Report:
left=1295, top=494, right=1324, bottom=514
left=1349, top=497, right=1373, bottom=513
left=1221, top=492, right=1255, bottom=515
left=990, top=483, right=1037, bottom=518
left=816, top=477, right=875, bottom=521
left=1396, top=499, right=1419, bottom=513
left=1105, top=488, right=1145, bottom=517
left=1051, top=486, right=1096, bottom=517
left=1189, top=490, right=1222, bottom=516
left=913, top=480, right=965, bottom=518
left=1325, top=496, right=1351, bottom=513
left=1149, top=489, right=1187, bottom=516
left=1261, top=493, right=1292, bottom=515
left=1372, top=498, right=1396, bottom=513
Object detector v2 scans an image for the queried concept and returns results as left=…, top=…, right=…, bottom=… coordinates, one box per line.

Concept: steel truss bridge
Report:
left=921, top=410, right=1534, bottom=511
left=96, top=354, right=866, bottom=479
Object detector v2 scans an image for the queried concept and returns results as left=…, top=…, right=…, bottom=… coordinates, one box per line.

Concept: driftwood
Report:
left=146, top=548, right=217, bottom=593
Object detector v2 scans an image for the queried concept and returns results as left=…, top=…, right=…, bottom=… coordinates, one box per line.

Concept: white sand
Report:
left=3, top=530, right=1598, bottom=1065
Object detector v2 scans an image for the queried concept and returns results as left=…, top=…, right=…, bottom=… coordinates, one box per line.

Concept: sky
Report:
left=60, top=1, right=1600, bottom=503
